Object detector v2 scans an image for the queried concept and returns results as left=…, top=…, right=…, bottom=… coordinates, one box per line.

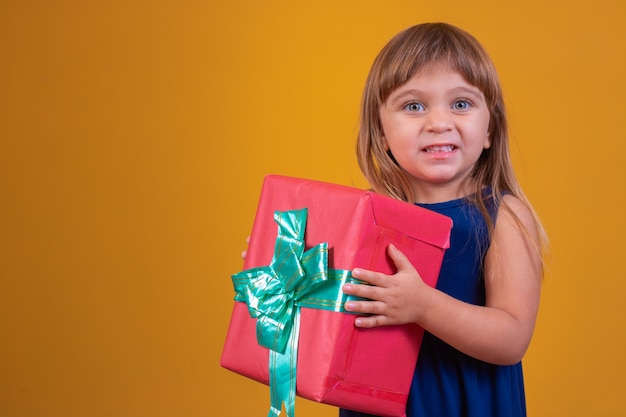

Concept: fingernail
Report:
left=352, top=268, right=361, bottom=277
left=343, top=284, right=352, bottom=292
left=355, top=318, right=363, bottom=327
left=345, top=301, right=354, bottom=311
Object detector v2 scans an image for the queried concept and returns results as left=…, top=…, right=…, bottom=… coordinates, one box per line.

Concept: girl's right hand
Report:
left=241, top=236, right=250, bottom=260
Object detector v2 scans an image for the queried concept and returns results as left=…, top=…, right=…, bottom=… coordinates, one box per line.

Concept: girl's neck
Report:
left=411, top=179, right=477, bottom=204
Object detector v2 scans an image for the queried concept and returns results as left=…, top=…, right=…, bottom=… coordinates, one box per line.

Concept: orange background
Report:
left=1, top=1, right=625, bottom=416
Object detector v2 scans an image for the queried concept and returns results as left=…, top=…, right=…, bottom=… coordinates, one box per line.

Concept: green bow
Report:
left=232, top=208, right=361, bottom=417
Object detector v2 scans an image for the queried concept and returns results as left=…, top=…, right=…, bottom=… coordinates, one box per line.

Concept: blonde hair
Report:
left=356, top=22, right=547, bottom=255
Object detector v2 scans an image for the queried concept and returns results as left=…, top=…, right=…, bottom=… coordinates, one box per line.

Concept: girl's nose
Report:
left=426, top=107, right=453, bottom=133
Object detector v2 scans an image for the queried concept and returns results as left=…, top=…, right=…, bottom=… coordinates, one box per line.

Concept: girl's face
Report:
left=379, top=63, right=491, bottom=203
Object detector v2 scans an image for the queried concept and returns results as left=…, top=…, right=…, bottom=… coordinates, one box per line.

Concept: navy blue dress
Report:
left=340, top=194, right=527, bottom=417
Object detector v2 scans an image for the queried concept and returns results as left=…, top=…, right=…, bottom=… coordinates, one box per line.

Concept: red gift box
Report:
left=221, top=175, right=452, bottom=417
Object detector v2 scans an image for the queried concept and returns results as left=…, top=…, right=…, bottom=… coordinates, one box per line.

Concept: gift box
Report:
left=221, top=175, right=452, bottom=417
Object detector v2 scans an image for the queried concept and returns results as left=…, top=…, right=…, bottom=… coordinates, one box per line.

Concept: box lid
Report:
left=263, top=175, right=452, bottom=250
left=368, top=191, right=452, bottom=249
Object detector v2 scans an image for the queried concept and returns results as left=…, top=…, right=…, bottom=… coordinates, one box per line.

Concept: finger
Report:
left=342, top=281, right=384, bottom=300
left=387, top=243, right=417, bottom=273
left=351, top=267, right=389, bottom=288
left=344, top=299, right=387, bottom=315
left=241, top=236, right=251, bottom=260
left=354, top=315, right=389, bottom=328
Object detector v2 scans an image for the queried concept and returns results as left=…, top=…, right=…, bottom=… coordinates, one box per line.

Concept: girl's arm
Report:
left=342, top=195, right=542, bottom=365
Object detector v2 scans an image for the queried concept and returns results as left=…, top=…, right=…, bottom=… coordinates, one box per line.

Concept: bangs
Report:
left=373, top=23, right=499, bottom=108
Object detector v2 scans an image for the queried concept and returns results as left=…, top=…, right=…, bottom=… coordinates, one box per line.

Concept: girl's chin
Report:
left=406, top=173, right=474, bottom=196
left=408, top=172, right=463, bottom=185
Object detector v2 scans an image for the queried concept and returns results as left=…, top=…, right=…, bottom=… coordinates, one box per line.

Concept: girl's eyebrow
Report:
left=451, top=86, right=485, bottom=100
left=388, top=89, right=423, bottom=105
left=387, top=85, right=485, bottom=105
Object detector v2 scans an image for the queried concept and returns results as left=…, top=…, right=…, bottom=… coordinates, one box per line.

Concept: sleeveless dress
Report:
left=340, top=193, right=527, bottom=417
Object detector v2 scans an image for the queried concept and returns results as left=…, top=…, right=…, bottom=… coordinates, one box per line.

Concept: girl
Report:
left=340, top=23, right=546, bottom=417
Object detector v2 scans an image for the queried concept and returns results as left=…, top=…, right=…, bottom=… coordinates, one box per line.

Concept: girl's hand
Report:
left=241, top=236, right=250, bottom=260
left=342, top=244, right=430, bottom=327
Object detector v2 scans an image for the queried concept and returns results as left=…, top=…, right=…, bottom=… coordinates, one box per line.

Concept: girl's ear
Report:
left=382, top=136, right=398, bottom=165
left=483, top=131, right=491, bottom=149
left=387, top=148, right=399, bottom=165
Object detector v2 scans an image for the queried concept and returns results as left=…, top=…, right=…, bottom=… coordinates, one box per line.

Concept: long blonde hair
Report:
left=356, top=23, right=547, bottom=255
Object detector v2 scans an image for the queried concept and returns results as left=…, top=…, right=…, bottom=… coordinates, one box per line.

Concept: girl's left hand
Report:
left=342, top=243, right=430, bottom=328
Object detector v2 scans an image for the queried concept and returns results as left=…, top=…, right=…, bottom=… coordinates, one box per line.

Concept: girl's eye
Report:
left=453, top=99, right=471, bottom=110
left=404, top=102, right=424, bottom=112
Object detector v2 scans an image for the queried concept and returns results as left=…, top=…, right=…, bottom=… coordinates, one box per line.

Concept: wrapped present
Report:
left=221, top=175, right=452, bottom=417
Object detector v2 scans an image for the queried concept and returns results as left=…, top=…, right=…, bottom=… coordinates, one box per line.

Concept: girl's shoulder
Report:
left=494, top=194, right=542, bottom=251
left=498, top=194, right=538, bottom=230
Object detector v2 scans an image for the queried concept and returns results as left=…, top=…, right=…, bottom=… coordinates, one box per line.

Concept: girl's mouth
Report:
left=423, top=145, right=456, bottom=153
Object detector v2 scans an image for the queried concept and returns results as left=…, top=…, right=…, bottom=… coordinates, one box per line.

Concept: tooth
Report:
left=426, top=145, right=453, bottom=152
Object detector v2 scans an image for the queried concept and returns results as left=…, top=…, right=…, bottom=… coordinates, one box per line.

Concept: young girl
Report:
left=339, top=23, right=546, bottom=417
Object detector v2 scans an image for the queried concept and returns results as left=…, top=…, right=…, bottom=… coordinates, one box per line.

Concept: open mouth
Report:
left=423, top=144, right=456, bottom=153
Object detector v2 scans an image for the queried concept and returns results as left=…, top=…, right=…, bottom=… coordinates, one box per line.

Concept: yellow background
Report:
left=1, top=1, right=625, bottom=416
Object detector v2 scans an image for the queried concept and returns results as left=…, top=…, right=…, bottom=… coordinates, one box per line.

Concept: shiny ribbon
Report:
left=232, top=208, right=362, bottom=417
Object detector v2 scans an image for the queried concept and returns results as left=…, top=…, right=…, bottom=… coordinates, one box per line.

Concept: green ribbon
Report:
left=232, top=208, right=362, bottom=417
